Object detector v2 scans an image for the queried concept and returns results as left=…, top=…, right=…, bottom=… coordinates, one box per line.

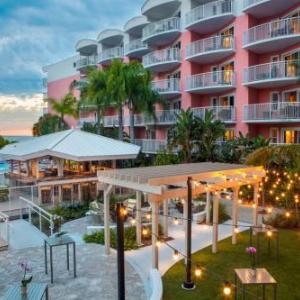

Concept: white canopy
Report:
left=0, top=129, right=140, bottom=162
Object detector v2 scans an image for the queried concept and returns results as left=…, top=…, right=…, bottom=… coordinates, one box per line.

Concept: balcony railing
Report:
left=186, top=70, right=236, bottom=91
left=103, top=115, right=119, bottom=127
left=125, top=39, right=148, bottom=55
left=186, top=35, right=235, bottom=59
left=134, top=139, right=168, bottom=153
left=76, top=56, right=97, bottom=69
left=192, top=106, right=236, bottom=122
left=152, top=78, right=180, bottom=94
left=142, top=17, right=181, bottom=40
left=143, top=48, right=181, bottom=68
left=244, top=60, right=299, bottom=84
left=244, top=102, right=300, bottom=122
left=186, top=0, right=234, bottom=28
left=98, top=47, right=123, bottom=63
left=243, top=17, right=300, bottom=46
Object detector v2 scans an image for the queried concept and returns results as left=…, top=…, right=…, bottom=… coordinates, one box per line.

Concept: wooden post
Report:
left=151, top=200, right=159, bottom=269
left=58, top=185, right=62, bottom=203
left=206, top=191, right=211, bottom=225
left=163, top=199, right=169, bottom=238
left=78, top=184, right=82, bottom=203
left=136, top=191, right=142, bottom=246
left=253, top=183, right=259, bottom=227
left=183, top=197, right=188, bottom=264
left=212, top=193, right=220, bottom=254
left=232, top=187, right=239, bottom=245
left=104, top=185, right=113, bottom=255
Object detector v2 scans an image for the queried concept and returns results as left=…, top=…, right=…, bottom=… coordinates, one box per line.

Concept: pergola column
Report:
left=183, top=197, right=188, bottom=264
left=212, top=192, right=220, bottom=254
left=104, top=184, right=113, bottom=255
left=136, top=191, right=142, bottom=246
left=206, top=191, right=211, bottom=225
left=37, top=186, right=42, bottom=205
left=57, top=159, right=64, bottom=177
left=162, top=199, right=169, bottom=238
left=253, top=183, right=259, bottom=227
left=151, top=200, right=159, bottom=269
left=232, top=187, right=239, bottom=245
left=78, top=184, right=82, bottom=202
left=58, top=185, right=62, bottom=203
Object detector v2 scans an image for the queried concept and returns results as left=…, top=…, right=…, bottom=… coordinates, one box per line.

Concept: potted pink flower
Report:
left=246, top=246, right=257, bottom=276
left=18, top=261, right=33, bottom=295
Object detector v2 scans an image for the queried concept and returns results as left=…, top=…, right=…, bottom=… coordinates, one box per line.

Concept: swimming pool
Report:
left=0, top=161, right=8, bottom=173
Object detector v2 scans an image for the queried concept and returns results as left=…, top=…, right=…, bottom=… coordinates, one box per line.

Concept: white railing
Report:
left=186, top=0, right=234, bottom=27
left=244, top=60, right=299, bottom=83
left=186, top=35, right=235, bottom=58
left=98, top=47, right=124, bottom=63
left=143, top=48, right=181, bottom=67
left=186, top=70, right=236, bottom=90
left=244, top=17, right=300, bottom=46
left=0, top=212, right=9, bottom=247
left=243, top=0, right=265, bottom=9
left=134, top=139, right=168, bottom=153
left=192, top=106, right=236, bottom=122
left=76, top=56, right=97, bottom=69
left=19, top=196, right=54, bottom=236
left=142, top=17, right=181, bottom=40
left=125, top=39, right=148, bottom=55
left=152, top=78, right=180, bottom=94
left=78, top=117, right=96, bottom=126
left=103, top=115, right=119, bottom=127
left=244, top=102, right=300, bottom=122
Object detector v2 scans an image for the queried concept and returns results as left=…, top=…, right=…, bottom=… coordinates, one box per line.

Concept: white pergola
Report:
left=97, top=162, right=265, bottom=270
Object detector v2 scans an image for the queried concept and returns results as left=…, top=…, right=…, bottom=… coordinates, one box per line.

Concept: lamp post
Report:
left=116, top=203, right=125, bottom=300
left=182, top=176, right=195, bottom=289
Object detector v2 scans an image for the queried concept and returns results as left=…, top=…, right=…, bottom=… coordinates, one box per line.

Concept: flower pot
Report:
left=21, top=285, right=27, bottom=295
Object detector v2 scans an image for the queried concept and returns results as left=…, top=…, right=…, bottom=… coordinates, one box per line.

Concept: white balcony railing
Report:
left=244, top=60, right=299, bottom=84
left=98, top=47, right=124, bottom=63
left=243, top=17, right=300, bottom=46
left=103, top=115, right=119, bottom=127
left=76, top=56, right=97, bottom=69
left=125, top=39, right=148, bottom=55
left=186, top=35, right=235, bottom=58
left=143, top=48, right=181, bottom=68
left=142, top=17, right=181, bottom=40
left=244, top=102, right=300, bottom=122
left=192, top=106, right=236, bottom=122
left=186, top=0, right=234, bottom=28
left=152, top=78, right=180, bottom=94
left=186, top=70, right=236, bottom=91
left=134, top=139, right=168, bottom=153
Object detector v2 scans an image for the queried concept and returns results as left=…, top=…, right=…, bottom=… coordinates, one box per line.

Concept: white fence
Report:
left=125, top=39, right=148, bottom=55
left=143, top=48, right=181, bottom=68
left=98, top=47, right=124, bottom=63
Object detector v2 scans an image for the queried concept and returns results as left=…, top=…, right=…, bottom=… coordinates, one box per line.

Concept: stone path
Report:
left=0, top=244, right=145, bottom=300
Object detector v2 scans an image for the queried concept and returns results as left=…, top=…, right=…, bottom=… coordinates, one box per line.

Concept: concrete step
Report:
left=0, top=238, right=8, bottom=251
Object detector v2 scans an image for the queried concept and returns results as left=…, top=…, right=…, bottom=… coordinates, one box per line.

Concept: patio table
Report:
left=234, top=268, right=277, bottom=300
left=3, top=283, right=49, bottom=300
left=44, top=234, right=76, bottom=284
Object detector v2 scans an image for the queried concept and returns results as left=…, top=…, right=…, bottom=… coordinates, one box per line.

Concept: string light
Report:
left=194, top=265, right=202, bottom=278
left=285, top=212, right=291, bottom=218
left=173, top=250, right=179, bottom=261
left=173, top=217, right=179, bottom=225
left=121, top=207, right=127, bottom=217
left=156, top=241, right=161, bottom=248
left=234, top=226, right=240, bottom=234
left=142, top=228, right=148, bottom=236
left=131, top=219, right=136, bottom=225
left=223, top=282, right=232, bottom=296
left=267, top=207, right=273, bottom=214
left=266, top=230, right=273, bottom=237
left=146, top=213, right=151, bottom=220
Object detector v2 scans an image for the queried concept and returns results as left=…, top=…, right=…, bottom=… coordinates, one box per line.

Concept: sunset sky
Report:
left=0, top=0, right=143, bottom=136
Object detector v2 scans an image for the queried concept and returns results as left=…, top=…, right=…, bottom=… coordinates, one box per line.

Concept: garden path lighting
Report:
left=194, top=265, right=202, bottom=278
left=173, top=217, right=179, bottom=225
left=173, top=250, right=179, bottom=261
left=223, top=281, right=232, bottom=296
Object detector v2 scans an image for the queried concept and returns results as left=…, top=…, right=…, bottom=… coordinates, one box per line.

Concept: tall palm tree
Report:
left=50, top=93, right=78, bottom=130
left=80, top=69, right=109, bottom=135
left=168, top=109, right=201, bottom=163
left=198, top=110, right=225, bottom=162
left=107, top=60, right=126, bottom=141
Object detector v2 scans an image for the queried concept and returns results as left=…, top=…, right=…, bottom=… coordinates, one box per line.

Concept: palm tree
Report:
left=198, top=110, right=225, bottom=162
left=50, top=93, right=78, bottom=130
left=80, top=69, right=109, bottom=135
left=168, top=109, right=201, bottom=163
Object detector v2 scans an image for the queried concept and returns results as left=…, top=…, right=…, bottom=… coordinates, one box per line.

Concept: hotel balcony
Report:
left=192, top=106, right=236, bottom=123
left=97, top=29, right=124, bottom=47
left=186, top=35, right=235, bottom=64
left=142, top=17, right=181, bottom=47
left=243, top=61, right=299, bottom=88
left=75, top=56, right=97, bottom=71
left=98, top=47, right=124, bottom=65
left=143, top=48, right=181, bottom=73
left=186, top=71, right=236, bottom=94
left=243, top=17, right=300, bottom=53
left=78, top=117, right=96, bottom=127
left=124, top=39, right=149, bottom=58
left=103, top=115, right=119, bottom=127
left=142, top=0, right=181, bottom=21
left=124, top=16, right=149, bottom=36
left=185, top=0, right=235, bottom=34
left=152, top=78, right=181, bottom=98
left=243, top=0, right=299, bottom=19
left=134, top=139, right=167, bottom=154
left=244, top=102, right=300, bottom=123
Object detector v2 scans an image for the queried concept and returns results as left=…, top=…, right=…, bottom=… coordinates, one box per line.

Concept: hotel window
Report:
left=270, top=128, right=279, bottom=144
left=271, top=92, right=280, bottom=110
left=282, top=129, right=300, bottom=144
left=219, top=95, right=234, bottom=107
left=224, top=129, right=235, bottom=141
left=211, top=97, right=219, bottom=107
left=283, top=51, right=299, bottom=77
left=221, top=62, right=234, bottom=84
left=146, top=129, right=156, bottom=140
left=173, top=100, right=181, bottom=110
left=283, top=90, right=299, bottom=103
left=221, top=26, right=234, bottom=48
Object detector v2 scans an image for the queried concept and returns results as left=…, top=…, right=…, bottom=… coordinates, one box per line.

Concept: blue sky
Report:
left=0, top=0, right=144, bottom=135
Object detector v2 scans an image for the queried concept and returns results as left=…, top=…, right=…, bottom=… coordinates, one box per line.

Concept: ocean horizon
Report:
left=3, top=136, right=33, bottom=142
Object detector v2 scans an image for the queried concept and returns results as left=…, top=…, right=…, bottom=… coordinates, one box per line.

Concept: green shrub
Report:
left=210, top=202, right=230, bottom=224
left=265, top=213, right=299, bottom=229
left=49, top=203, right=89, bottom=221
left=0, top=186, right=9, bottom=202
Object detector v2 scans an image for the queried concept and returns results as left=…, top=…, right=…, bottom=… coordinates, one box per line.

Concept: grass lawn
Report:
left=163, top=230, right=300, bottom=300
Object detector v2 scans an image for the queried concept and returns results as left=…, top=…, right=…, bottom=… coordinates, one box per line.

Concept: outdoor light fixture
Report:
left=238, top=199, right=243, bottom=204
left=156, top=241, right=161, bottom=248
left=142, top=228, right=148, bottom=236
left=121, top=207, right=127, bottom=217
left=285, top=212, right=291, bottom=218
left=131, top=219, right=136, bottom=225
left=234, top=226, right=239, bottom=234
left=267, top=207, right=273, bottom=214
left=173, top=217, right=179, bottom=225
left=173, top=250, right=179, bottom=261
left=146, top=213, right=151, bottom=220
left=194, top=265, right=202, bottom=278
left=223, top=282, right=232, bottom=296
left=267, top=230, right=273, bottom=237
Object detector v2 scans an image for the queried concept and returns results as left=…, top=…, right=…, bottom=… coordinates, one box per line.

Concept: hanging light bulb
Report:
left=121, top=207, right=128, bottom=217
left=266, top=230, right=272, bottom=237
left=234, top=226, right=240, bottom=234
left=156, top=241, right=161, bottom=248
left=223, top=282, right=232, bottom=296
left=295, top=199, right=299, bottom=204
left=142, top=228, right=148, bottom=236
left=131, top=219, right=136, bottom=225
left=194, top=265, right=202, bottom=278
left=146, top=213, right=151, bottom=220
left=173, top=250, right=179, bottom=261
left=281, top=192, right=286, bottom=197
left=173, top=217, right=179, bottom=225
left=267, top=207, right=273, bottom=214
left=285, top=212, right=291, bottom=218
left=238, top=199, right=243, bottom=204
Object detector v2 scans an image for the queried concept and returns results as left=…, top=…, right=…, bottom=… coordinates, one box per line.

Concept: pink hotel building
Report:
left=43, top=0, right=300, bottom=154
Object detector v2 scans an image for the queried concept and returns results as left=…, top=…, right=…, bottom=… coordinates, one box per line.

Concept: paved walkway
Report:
left=0, top=244, right=145, bottom=300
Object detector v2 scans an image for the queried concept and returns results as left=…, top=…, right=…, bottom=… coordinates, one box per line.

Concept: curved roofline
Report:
left=75, top=39, right=97, bottom=51
left=97, top=28, right=124, bottom=42
left=123, top=15, right=149, bottom=31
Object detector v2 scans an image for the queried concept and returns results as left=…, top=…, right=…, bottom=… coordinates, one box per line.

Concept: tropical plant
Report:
left=32, top=114, right=66, bottom=136
left=49, top=93, right=78, bottom=129
left=154, top=149, right=182, bottom=166
left=0, top=136, right=12, bottom=149
left=168, top=109, right=201, bottom=163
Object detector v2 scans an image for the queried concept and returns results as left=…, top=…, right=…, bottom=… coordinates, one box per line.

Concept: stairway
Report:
left=0, top=237, right=8, bottom=251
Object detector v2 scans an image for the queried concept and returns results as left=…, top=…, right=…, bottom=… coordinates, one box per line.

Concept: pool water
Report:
left=0, top=162, right=8, bottom=173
